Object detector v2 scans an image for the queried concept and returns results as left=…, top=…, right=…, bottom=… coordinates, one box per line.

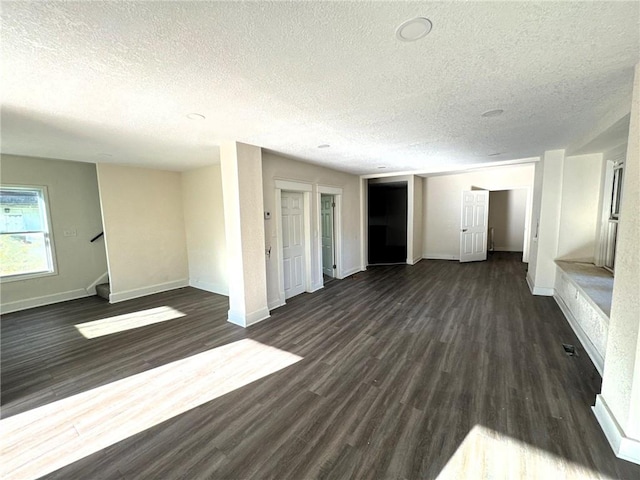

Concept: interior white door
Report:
left=460, top=190, right=490, bottom=262
left=282, top=191, right=306, bottom=299
left=321, top=195, right=334, bottom=277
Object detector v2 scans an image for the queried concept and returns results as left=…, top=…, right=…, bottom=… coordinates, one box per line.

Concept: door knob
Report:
left=462, top=229, right=468, bottom=232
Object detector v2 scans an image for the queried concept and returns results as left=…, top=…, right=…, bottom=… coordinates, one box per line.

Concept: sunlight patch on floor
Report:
left=0, top=339, right=302, bottom=480
left=75, top=306, right=186, bottom=338
left=436, top=424, right=616, bottom=480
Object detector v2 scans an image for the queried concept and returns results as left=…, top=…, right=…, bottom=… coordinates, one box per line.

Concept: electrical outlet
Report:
left=63, top=229, right=77, bottom=237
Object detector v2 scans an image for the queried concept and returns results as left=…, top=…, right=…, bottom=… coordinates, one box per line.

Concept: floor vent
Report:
left=562, top=343, right=576, bottom=356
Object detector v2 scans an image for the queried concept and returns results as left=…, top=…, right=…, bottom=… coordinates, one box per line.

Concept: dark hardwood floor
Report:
left=2, top=253, right=639, bottom=479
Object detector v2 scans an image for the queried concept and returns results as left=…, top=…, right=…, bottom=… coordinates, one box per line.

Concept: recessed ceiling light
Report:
left=481, top=109, right=504, bottom=118
left=396, top=17, right=433, bottom=42
left=187, top=113, right=206, bottom=120
left=317, top=144, right=330, bottom=149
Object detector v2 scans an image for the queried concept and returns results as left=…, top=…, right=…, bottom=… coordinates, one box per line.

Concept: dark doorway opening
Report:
left=368, top=182, right=407, bottom=264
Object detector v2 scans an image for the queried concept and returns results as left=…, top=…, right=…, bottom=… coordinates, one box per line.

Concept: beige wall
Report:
left=488, top=189, right=527, bottom=252
left=423, top=164, right=535, bottom=260
left=96, top=164, right=188, bottom=302
left=557, top=153, right=604, bottom=262
left=0, top=155, right=108, bottom=312
left=262, top=152, right=361, bottom=308
left=182, top=164, right=228, bottom=295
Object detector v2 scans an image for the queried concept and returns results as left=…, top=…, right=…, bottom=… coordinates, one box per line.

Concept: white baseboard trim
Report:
left=526, top=273, right=535, bottom=294
left=423, top=253, right=460, bottom=261
left=86, top=271, right=109, bottom=296
left=188, top=279, right=229, bottom=297
left=309, top=283, right=324, bottom=293
left=532, top=285, right=555, bottom=296
left=554, top=294, right=604, bottom=376
left=227, top=306, right=270, bottom=328
left=268, top=298, right=286, bottom=311
left=493, top=247, right=524, bottom=252
left=109, top=279, right=188, bottom=304
left=409, top=256, right=423, bottom=265
left=1, top=289, right=89, bottom=314
left=593, top=395, right=640, bottom=465
left=339, top=266, right=364, bottom=279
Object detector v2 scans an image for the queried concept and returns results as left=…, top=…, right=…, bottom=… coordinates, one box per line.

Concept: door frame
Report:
left=486, top=185, right=533, bottom=263
left=316, top=185, right=343, bottom=281
left=275, top=180, right=313, bottom=306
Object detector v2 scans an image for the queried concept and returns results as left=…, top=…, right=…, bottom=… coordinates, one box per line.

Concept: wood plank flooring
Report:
left=2, top=252, right=639, bottom=479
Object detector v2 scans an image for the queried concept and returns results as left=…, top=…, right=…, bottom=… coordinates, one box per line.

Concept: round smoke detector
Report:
left=396, top=17, right=433, bottom=42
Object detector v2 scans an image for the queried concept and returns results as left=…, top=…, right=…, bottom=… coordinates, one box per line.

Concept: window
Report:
left=0, top=186, right=56, bottom=280
left=603, top=162, right=624, bottom=272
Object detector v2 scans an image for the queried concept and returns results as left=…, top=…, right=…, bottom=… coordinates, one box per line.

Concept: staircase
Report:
left=96, top=282, right=111, bottom=301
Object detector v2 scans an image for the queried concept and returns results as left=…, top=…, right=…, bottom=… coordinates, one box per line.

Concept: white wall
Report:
left=412, top=176, right=424, bottom=263
left=182, top=164, right=228, bottom=296
left=0, top=155, right=108, bottom=313
left=526, top=161, right=544, bottom=284
left=96, top=164, right=189, bottom=303
left=220, top=142, right=269, bottom=326
left=423, top=164, right=535, bottom=260
left=262, top=152, right=361, bottom=308
left=597, top=62, right=640, bottom=459
left=488, top=189, right=527, bottom=252
left=557, top=154, right=604, bottom=262
left=527, top=150, right=564, bottom=295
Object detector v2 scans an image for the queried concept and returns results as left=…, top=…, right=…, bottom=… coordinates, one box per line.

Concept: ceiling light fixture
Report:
left=186, top=113, right=206, bottom=120
left=481, top=109, right=504, bottom=118
left=488, top=152, right=503, bottom=157
left=377, top=166, right=387, bottom=169
left=317, top=144, right=330, bottom=149
left=396, top=17, right=433, bottom=42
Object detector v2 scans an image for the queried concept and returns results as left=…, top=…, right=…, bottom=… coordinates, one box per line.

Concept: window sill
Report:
left=0, top=270, right=57, bottom=283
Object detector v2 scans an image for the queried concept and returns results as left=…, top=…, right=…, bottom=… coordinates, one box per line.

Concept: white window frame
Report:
left=597, top=159, right=624, bottom=273
left=0, top=184, right=57, bottom=282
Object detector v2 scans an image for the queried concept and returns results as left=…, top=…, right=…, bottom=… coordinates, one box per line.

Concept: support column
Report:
left=527, top=149, right=564, bottom=295
left=220, top=141, right=269, bottom=327
left=594, top=62, right=640, bottom=465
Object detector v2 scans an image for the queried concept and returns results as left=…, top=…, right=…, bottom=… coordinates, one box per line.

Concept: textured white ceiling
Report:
left=1, top=1, right=638, bottom=174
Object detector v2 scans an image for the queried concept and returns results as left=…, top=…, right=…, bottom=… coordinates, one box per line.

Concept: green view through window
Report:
left=0, top=186, right=55, bottom=279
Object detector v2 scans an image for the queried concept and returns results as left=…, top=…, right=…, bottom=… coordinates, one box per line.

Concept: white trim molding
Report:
left=525, top=274, right=555, bottom=296
left=339, top=266, right=364, bottom=279
left=109, top=279, right=188, bottom=303
left=317, top=185, right=343, bottom=282
left=268, top=298, right=286, bottom=311
left=553, top=294, right=604, bottom=376
left=0, top=289, right=88, bottom=314
left=228, top=307, right=271, bottom=328
left=274, top=180, right=314, bottom=307
left=86, top=271, right=109, bottom=296
left=275, top=179, right=313, bottom=192
left=189, top=279, right=229, bottom=296
left=423, top=253, right=460, bottom=261
left=593, top=395, right=640, bottom=465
